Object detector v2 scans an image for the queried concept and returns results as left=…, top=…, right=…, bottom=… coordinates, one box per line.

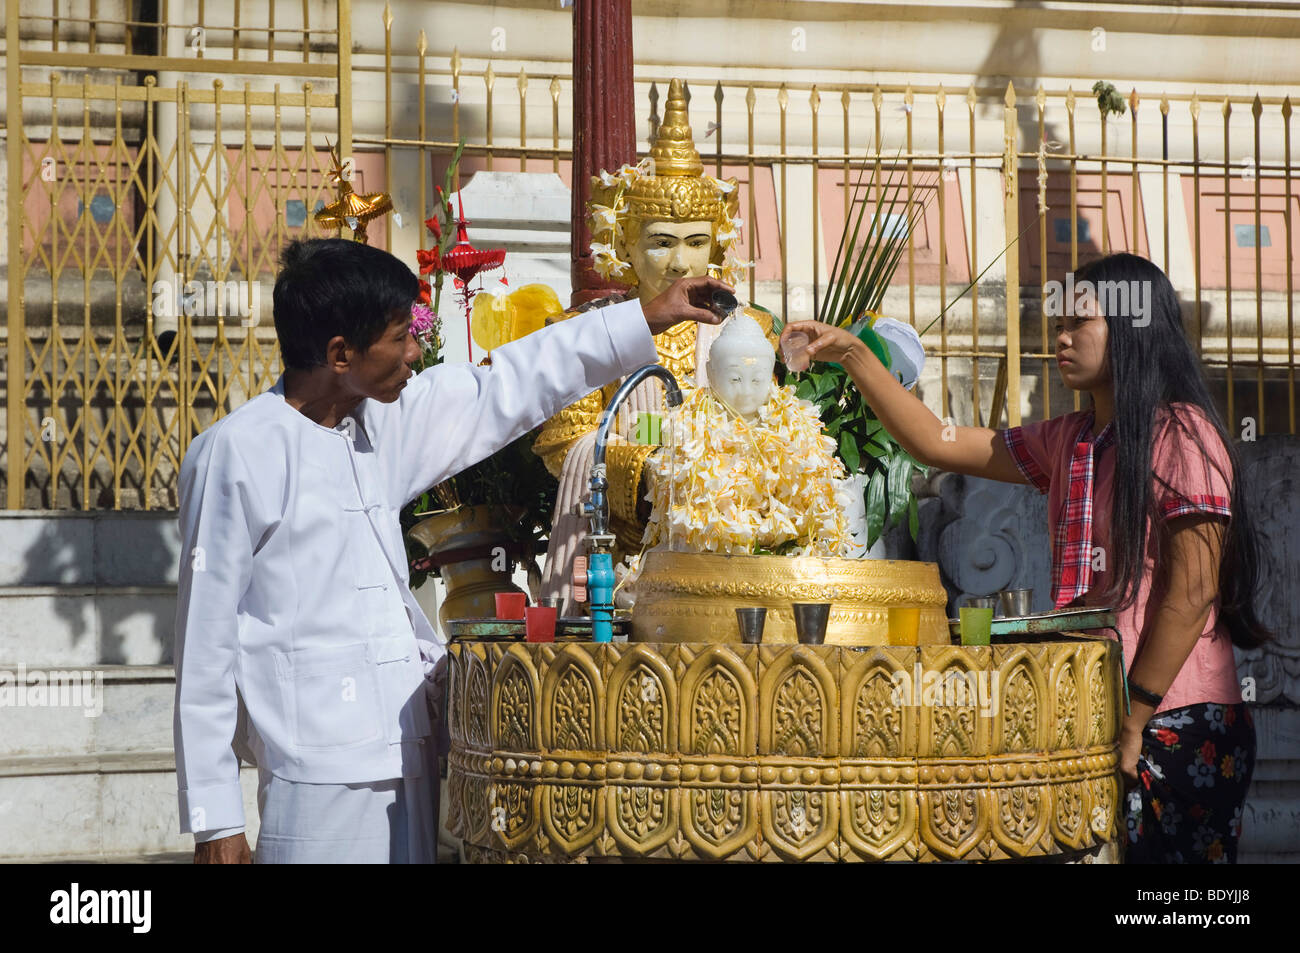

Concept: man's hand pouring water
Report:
left=641, top=276, right=735, bottom=334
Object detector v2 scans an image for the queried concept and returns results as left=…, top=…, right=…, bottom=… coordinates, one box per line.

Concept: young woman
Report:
left=782, top=252, right=1270, bottom=864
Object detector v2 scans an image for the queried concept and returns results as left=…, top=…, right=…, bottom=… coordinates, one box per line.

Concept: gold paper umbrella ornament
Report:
left=314, top=141, right=392, bottom=244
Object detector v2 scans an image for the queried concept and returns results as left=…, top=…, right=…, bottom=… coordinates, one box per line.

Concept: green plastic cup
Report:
left=959, top=607, right=994, bottom=646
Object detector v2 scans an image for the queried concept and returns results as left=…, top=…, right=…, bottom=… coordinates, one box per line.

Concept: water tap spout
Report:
left=582, top=363, right=683, bottom=539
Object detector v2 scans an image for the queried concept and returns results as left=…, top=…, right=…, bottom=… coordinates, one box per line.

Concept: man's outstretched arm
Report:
left=389, top=276, right=730, bottom=506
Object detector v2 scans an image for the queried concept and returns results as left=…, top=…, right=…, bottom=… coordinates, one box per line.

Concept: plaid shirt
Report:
left=1003, top=407, right=1233, bottom=610
left=1004, top=412, right=1114, bottom=608
left=1003, top=403, right=1239, bottom=713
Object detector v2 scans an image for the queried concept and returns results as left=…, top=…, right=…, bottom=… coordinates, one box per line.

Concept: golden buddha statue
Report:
left=536, top=78, right=777, bottom=612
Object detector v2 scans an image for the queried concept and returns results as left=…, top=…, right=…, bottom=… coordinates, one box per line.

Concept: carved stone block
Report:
left=992, top=643, right=1050, bottom=756
left=989, top=782, right=1053, bottom=859
left=841, top=646, right=919, bottom=759
left=839, top=771, right=919, bottom=861
left=918, top=645, right=992, bottom=759
left=758, top=644, right=840, bottom=758
left=759, top=782, right=841, bottom=862
left=917, top=783, right=991, bottom=861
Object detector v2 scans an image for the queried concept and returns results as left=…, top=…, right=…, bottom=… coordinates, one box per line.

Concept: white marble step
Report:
left=0, top=511, right=181, bottom=588
left=0, top=755, right=261, bottom=862
left=0, top=664, right=261, bottom=861
left=1, top=665, right=174, bottom=759
left=0, top=585, right=177, bottom=667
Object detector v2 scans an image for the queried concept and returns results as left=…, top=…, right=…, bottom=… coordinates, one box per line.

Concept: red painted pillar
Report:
left=570, top=0, right=636, bottom=307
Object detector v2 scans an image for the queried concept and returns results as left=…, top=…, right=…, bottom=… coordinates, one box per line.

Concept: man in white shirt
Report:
left=174, top=237, right=728, bottom=863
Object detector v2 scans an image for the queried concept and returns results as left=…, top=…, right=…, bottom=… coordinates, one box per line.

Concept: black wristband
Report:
left=1128, top=679, right=1164, bottom=707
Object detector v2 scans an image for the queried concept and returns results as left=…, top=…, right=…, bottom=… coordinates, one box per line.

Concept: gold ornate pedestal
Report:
left=632, top=552, right=951, bottom=645
left=445, top=637, right=1124, bottom=863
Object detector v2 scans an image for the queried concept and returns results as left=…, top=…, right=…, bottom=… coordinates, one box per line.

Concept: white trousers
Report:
left=253, top=740, right=439, bottom=864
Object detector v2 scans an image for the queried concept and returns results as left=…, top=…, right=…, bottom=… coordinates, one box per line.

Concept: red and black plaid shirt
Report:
left=1004, top=408, right=1232, bottom=609
left=1009, top=413, right=1115, bottom=608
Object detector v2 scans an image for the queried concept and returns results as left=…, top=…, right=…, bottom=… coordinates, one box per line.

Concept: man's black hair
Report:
left=272, top=238, right=420, bottom=370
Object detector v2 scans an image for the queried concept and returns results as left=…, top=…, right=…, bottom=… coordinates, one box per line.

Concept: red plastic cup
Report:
left=494, top=592, right=527, bottom=620
left=524, top=605, right=557, bottom=643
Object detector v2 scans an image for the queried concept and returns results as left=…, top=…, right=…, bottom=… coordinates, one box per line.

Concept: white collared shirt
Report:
left=174, top=299, right=657, bottom=840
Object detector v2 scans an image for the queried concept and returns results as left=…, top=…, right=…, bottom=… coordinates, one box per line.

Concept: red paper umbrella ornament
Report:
left=441, top=193, right=506, bottom=362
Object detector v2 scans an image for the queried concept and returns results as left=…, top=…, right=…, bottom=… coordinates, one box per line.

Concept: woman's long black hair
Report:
left=1072, top=253, right=1270, bottom=650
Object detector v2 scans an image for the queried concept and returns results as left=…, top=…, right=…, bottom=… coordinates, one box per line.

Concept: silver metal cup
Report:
left=710, top=289, right=740, bottom=318
left=964, top=595, right=997, bottom=610
left=997, top=588, right=1033, bottom=618
left=792, top=603, right=832, bottom=645
left=735, top=607, right=767, bottom=644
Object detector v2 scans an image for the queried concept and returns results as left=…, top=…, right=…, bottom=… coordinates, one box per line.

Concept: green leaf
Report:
left=887, top=451, right=914, bottom=523
left=862, top=441, right=889, bottom=460
left=795, top=380, right=815, bottom=401
left=863, top=418, right=884, bottom=438
left=865, top=468, right=887, bottom=548
left=751, top=302, right=782, bottom=334
left=907, top=495, right=919, bottom=541
left=839, top=432, right=861, bottom=473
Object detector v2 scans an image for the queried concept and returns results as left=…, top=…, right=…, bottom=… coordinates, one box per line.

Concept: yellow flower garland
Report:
left=641, top=385, right=854, bottom=557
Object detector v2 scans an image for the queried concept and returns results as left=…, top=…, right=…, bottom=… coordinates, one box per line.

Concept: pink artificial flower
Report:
left=410, top=302, right=437, bottom=335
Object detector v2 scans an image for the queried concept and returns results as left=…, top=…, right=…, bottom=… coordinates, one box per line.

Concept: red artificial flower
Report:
left=1199, top=740, right=1217, bottom=765
left=417, top=247, right=441, bottom=275
left=417, top=279, right=431, bottom=305
left=1154, top=728, right=1179, bottom=746
left=424, top=215, right=443, bottom=241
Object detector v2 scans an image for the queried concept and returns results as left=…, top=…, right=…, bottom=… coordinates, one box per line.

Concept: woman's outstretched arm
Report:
left=783, top=321, right=1029, bottom=484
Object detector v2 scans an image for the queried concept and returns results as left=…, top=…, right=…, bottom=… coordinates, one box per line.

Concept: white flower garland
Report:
left=641, top=385, right=854, bottom=557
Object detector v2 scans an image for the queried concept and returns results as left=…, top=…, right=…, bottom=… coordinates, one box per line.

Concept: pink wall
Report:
left=1182, top=175, right=1299, bottom=292
left=1018, top=171, right=1149, bottom=287
left=817, top=167, right=970, bottom=289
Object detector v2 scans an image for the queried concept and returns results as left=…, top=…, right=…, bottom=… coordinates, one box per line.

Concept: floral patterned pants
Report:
left=1124, top=702, right=1256, bottom=864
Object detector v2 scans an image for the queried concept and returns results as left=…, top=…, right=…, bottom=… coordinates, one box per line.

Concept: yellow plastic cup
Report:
left=959, top=607, right=994, bottom=646
left=887, top=607, right=921, bottom=646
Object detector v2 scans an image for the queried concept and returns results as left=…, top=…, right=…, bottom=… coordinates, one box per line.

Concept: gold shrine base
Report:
left=631, top=553, right=952, bottom=645
left=445, top=638, right=1125, bottom=863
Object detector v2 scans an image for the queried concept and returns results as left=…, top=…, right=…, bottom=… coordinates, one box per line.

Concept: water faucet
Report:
left=582, top=363, right=683, bottom=538
left=575, top=363, right=682, bottom=642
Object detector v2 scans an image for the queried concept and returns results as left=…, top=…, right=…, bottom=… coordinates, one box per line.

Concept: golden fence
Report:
left=370, top=52, right=1296, bottom=436
left=3, top=1, right=1296, bottom=511
left=4, top=0, right=354, bottom=509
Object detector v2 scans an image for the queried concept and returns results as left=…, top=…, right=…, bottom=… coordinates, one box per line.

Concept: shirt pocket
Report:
left=273, top=642, right=384, bottom=750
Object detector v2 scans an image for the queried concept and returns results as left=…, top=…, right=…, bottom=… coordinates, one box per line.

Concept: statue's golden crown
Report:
left=590, top=78, right=739, bottom=227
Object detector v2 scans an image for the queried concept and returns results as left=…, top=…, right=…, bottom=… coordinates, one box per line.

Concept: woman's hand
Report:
left=780, top=321, right=869, bottom=366
left=1118, top=718, right=1146, bottom=790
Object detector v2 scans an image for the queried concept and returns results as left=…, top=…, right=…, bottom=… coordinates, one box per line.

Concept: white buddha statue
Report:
left=638, top=313, right=854, bottom=560
left=705, top=311, right=777, bottom=422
